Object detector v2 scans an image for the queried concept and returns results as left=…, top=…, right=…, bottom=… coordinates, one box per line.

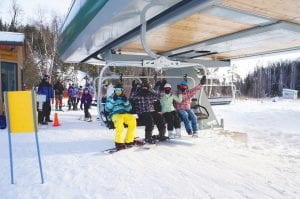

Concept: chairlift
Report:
left=204, top=72, right=236, bottom=105
left=98, top=70, right=203, bottom=128
left=61, top=1, right=224, bottom=130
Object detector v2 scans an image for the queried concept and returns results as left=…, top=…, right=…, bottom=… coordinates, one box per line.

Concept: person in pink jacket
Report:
left=175, top=76, right=206, bottom=136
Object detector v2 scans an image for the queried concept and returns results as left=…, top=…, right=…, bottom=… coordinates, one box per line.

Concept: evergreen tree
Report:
left=239, top=60, right=300, bottom=98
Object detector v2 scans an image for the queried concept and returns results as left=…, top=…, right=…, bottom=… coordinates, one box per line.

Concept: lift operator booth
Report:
left=0, top=31, right=25, bottom=128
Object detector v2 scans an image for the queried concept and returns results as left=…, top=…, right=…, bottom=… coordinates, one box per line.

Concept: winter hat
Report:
left=164, top=83, right=171, bottom=88
left=179, top=81, right=188, bottom=86
left=164, top=83, right=172, bottom=94
left=114, top=83, right=123, bottom=89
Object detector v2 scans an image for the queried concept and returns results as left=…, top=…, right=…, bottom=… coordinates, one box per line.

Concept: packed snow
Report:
left=0, top=98, right=299, bottom=199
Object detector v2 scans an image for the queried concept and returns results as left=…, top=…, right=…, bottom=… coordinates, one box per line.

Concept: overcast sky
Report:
left=0, top=0, right=73, bottom=25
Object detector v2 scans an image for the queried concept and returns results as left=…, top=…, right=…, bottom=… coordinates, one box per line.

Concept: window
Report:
left=1, top=62, right=17, bottom=91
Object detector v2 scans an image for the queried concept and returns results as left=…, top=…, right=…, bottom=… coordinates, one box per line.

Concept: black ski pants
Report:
left=163, top=111, right=181, bottom=131
left=84, top=105, right=91, bottom=118
left=138, top=111, right=166, bottom=139
left=38, top=101, right=51, bottom=123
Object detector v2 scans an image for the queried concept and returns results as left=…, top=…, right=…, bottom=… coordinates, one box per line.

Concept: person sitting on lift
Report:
left=130, top=80, right=167, bottom=143
left=160, top=83, right=182, bottom=138
left=175, top=76, right=206, bottom=137
left=105, top=83, right=137, bottom=150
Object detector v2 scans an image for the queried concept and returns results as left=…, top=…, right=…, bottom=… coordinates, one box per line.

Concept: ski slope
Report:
left=0, top=98, right=299, bottom=198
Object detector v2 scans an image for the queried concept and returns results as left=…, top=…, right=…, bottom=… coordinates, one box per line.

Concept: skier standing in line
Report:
left=81, top=87, right=93, bottom=122
left=68, top=84, right=78, bottom=110
left=77, top=85, right=83, bottom=110
left=53, top=79, right=64, bottom=111
left=38, top=74, right=54, bottom=125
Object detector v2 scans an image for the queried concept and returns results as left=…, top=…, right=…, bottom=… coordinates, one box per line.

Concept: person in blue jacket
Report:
left=105, top=83, right=136, bottom=150
left=38, top=74, right=54, bottom=125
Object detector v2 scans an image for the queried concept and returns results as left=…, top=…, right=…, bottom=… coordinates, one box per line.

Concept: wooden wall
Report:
left=121, top=12, right=255, bottom=53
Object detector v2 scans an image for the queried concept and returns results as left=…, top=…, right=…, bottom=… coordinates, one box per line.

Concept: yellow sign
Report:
left=0, top=45, right=18, bottom=61
left=7, top=91, right=37, bottom=133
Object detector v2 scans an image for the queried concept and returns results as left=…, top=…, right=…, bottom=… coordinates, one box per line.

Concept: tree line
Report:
left=236, top=60, right=300, bottom=98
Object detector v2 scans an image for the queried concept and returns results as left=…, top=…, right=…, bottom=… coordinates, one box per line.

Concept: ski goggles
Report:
left=180, top=84, right=188, bottom=90
left=114, top=88, right=123, bottom=95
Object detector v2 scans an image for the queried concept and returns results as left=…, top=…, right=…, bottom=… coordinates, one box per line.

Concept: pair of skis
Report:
left=103, top=136, right=195, bottom=154
left=103, top=138, right=151, bottom=154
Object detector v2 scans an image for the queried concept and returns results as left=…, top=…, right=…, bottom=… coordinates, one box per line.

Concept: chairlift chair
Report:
left=98, top=71, right=211, bottom=129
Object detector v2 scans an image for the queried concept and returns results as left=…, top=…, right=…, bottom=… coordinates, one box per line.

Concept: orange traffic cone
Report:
left=53, top=112, right=60, bottom=127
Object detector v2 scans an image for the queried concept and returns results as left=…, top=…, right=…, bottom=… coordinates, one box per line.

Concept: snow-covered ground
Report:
left=0, top=98, right=299, bottom=199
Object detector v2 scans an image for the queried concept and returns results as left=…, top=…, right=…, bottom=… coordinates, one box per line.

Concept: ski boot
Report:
left=115, top=143, right=126, bottom=151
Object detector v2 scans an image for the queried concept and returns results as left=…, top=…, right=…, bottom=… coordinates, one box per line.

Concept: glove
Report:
left=132, top=80, right=137, bottom=89
left=183, top=74, right=188, bottom=82
left=121, top=95, right=127, bottom=102
left=200, top=75, right=206, bottom=85
left=160, top=79, right=167, bottom=91
left=131, top=80, right=138, bottom=93
left=113, top=94, right=118, bottom=101
left=154, top=81, right=161, bottom=90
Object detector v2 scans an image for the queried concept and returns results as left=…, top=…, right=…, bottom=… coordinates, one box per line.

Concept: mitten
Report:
left=113, top=94, right=118, bottom=101
left=122, top=95, right=127, bottom=102
left=154, top=81, right=161, bottom=90
left=131, top=80, right=138, bottom=93
left=160, top=79, right=167, bottom=91
left=132, top=80, right=137, bottom=88
left=200, top=75, right=206, bottom=85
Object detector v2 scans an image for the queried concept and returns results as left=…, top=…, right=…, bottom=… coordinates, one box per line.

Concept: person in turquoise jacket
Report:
left=160, top=83, right=182, bottom=138
left=105, top=83, right=136, bottom=150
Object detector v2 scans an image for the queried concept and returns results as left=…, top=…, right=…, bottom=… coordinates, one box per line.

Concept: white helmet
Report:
left=164, top=83, right=171, bottom=88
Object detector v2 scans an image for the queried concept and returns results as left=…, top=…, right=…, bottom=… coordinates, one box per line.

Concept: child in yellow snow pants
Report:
left=112, top=113, right=136, bottom=145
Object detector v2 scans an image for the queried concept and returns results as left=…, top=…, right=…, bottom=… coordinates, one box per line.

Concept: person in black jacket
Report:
left=130, top=80, right=167, bottom=143
left=53, top=79, right=64, bottom=111
left=38, top=74, right=54, bottom=125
